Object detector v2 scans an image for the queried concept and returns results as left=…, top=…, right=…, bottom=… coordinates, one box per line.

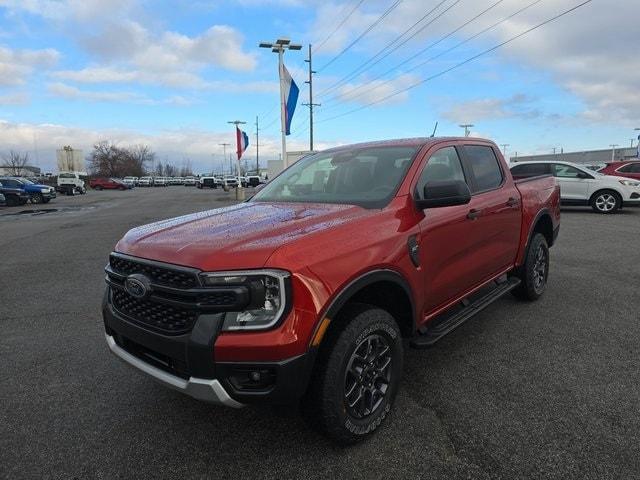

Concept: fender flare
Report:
left=322, top=269, right=417, bottom=334
left=521, top=208, right=553, bottom=265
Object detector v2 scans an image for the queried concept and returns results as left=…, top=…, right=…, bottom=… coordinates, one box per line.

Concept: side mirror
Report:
left=576, top=172, right=591, bottom=179
left=415, top=180, right=471, bottom=209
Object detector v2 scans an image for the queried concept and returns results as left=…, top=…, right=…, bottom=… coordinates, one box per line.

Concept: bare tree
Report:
left=2, top=150, right=30, bottom=176
left=87, top=141, right=156, bottom=177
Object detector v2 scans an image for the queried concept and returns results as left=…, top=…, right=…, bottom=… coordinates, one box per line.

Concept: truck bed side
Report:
left=513, top=174, right=560, bottom=266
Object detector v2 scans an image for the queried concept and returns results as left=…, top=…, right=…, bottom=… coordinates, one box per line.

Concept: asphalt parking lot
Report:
left=1, top=187, right=639, bottom=479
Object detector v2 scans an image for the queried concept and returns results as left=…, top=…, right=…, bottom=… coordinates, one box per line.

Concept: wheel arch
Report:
left=526, top=209, right=555, bottom=251
left=316, top=269, right=417, bottom=343
left=589, top=188, right=622, bottom=206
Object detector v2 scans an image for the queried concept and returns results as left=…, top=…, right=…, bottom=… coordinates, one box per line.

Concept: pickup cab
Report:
left=0, top=181, right=30, bottom=206
left=102, top=137, right=560, bottom=443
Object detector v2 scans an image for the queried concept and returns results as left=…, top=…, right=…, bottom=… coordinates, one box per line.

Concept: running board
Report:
left=410, top=277, right=521, bottom=349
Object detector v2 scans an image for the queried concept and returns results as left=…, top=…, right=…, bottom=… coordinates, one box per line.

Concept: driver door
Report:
left=551, top=163, right=591, bottom=201
left=415, top=146, right=481, bottom=314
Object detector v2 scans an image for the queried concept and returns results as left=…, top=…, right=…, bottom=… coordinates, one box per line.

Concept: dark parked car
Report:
left=89, top=178, right=131, bottom=190
left=0, top=181, right=30, bottom=206
left=0, top=177, right=57, bottom=204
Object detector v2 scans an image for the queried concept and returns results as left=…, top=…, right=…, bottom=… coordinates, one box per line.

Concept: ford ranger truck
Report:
left=103, top=137, right=560, bottom=444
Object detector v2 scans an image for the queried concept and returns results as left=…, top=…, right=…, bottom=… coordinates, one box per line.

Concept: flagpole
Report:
left=278, top=48, right=287, bottom=169
left=227, top=119, right=247, bottom=200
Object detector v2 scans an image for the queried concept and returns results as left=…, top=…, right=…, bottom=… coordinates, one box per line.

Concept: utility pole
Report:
left=459, top=124, right=474, bottom=137
left=255, top=116, right=260, bottom=175
left=500, top=144, right=510, bottom=156
left=303, top=44, right=320, bottom=152
left=630, top=139, right=635, bottom=148
left=219, top=143, right=230, bottom=175
left=259, top=38, right=302, bottom=169
left=609, top=144, right=619, bottom=162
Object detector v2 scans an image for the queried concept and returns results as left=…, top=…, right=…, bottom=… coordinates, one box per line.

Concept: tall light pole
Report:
left=609, top=144, right=619, bottom=162
left=255, top=116, right=260, bottom=175
left=500, top=144, right=510, bottom=157
left=459, top=124, right=474, bottom=137
left=219, top=143, right=230, bottom=175
left=630, top=139, right=635, bottom=148
left=259, top=37, right=302, bottom=169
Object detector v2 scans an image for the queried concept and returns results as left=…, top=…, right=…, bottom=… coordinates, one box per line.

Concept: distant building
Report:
left=56, top=146, right=85, bottom=173
left=511, top=147, right=637, bottom=166
left=0, top=165, right=41, bottom=176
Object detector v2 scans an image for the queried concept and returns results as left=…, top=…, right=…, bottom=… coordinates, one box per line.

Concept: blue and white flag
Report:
left=236, top=127, right=249, bottom=160
left=281, top=64, right=299, bottom=136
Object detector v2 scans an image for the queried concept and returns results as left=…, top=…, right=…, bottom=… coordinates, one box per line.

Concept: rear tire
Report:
left=512, top=233, right=549, bottom=301
left=94, top=185, right=103, bottom=191
left=6, top=195, right=19, bottom=207
left=590, top=190, right=621, bottom=214
left=301, top=303, right=403, bottom=444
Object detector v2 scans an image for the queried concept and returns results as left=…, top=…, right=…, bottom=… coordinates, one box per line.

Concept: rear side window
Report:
left=618, top=163, right=640, bottom=173
left=511, top=163, right=551, bottom=176
left=464, top=146, right=504, bottom=192
left=552, top=164, right=585, bottom=178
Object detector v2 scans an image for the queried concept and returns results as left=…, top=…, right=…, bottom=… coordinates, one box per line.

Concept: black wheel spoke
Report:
left=343, top=332, right=393, bottom=420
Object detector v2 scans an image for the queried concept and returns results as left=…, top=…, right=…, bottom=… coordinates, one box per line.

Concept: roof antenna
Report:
left=430, top=121, right=438, bottom=138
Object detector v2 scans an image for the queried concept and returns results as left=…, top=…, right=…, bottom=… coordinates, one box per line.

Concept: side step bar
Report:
left=410, top=276, right=521, bottom=349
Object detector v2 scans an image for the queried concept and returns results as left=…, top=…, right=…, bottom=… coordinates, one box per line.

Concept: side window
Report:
left=465, top=145, right=504, bottom=192
left=511, top=163, right=550, bottom=176
left=617, top=164, right=634, bottom=173
left=416, top=147, right=466, bottom=197
left=552, top=164, right=585, bottom=178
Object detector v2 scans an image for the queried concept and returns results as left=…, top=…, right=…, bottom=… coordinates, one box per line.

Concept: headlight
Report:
left=619, top=180, right=640, bottom=187
left=200, top=269, right=290, bottom=331
left=40, top=188, right=49, bottom=193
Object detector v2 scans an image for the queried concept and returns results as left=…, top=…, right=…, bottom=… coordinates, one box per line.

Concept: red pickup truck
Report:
left=102, top=137, right=560, bottom=443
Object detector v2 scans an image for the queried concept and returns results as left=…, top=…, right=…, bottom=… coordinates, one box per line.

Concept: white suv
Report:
left=511, top=160, right=640, bottom=214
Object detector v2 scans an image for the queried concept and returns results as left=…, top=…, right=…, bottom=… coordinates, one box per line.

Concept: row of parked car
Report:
left=121, top=176, right=198, bottom=187
left=0, top=176, right=58, bottom=206
left=196, top=175, right=263, bottom=189
left=510, top=159, right=640, bottom=214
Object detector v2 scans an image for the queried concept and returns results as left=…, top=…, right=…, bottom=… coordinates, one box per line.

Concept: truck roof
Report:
left=321, top=136, right=495, bottom=154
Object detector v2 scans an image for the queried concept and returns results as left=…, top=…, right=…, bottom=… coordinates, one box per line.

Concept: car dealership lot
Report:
left=1, top=188, right=639, bottom=479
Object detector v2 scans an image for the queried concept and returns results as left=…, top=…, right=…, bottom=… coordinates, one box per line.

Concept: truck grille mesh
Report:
left=111, top=288, right=198, bottom=335
left=109, top=255, right=198, bottom=289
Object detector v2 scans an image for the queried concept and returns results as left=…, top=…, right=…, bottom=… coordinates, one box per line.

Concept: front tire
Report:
left=31, top=193, right=43, bottom=204
left=512, top=233, right=549, bottom=301
left=591, top=190, right=621, bottom=214
left=302, top=303, right=403, bottom=444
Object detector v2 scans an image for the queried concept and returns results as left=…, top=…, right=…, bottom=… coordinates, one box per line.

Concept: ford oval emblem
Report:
left=124, top=274, right=152, bottom=299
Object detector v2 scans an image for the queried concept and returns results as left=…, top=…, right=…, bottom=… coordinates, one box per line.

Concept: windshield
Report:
left=251, top=145, right=419, bottom=208
left=21, top=179, right=34, bottom=184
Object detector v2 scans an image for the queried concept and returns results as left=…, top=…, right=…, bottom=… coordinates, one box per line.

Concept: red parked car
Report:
left=598, top=160, right=640, bottom=180
left=89, top=178, right=130, bottom=190
left=102, top=137, right=560, bottom=443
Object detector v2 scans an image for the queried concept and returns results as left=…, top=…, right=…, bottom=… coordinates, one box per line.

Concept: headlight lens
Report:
left=200, top=269, right=290, bottom=331
left=619, top=180, right=640, bottom=187
left=40, top=188, right=49, bottom=193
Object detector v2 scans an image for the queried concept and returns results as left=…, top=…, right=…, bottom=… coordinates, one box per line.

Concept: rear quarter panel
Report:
left=514, top=175, right=560, bottom=266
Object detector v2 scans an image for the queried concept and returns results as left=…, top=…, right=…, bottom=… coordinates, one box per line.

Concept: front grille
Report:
left=109, top=254, right=198, bottom=289
left=112, top=288, right=198, bottom=335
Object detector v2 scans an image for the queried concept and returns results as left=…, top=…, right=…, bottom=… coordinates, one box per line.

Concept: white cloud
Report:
left=0, top=118, right=322, bottom=173
left=0, top=45, right=59, bottom=85
left=439, top=94, right=541, bottom=123
left=0, top=91, right=28, bottom=105
left=0, top=0, right=137, bottom=21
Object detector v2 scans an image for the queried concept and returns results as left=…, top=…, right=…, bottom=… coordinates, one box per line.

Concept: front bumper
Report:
left=103, top=290, right=314, bottom=405
left=105, top=334, right=243, bottom=407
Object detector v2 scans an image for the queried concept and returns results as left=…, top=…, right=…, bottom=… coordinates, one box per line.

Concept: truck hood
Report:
left=115, top=201, right=373, bottom=271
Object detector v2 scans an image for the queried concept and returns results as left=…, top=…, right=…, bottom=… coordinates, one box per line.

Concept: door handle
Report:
left=467, top=209, right=480, bottom=220
left=506, top=197, right=520, bottom=207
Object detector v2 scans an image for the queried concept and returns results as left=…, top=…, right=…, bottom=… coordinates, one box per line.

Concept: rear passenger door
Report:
left=551, top=164, right=591, bottom=201
left=461, top=145, right=522, bottom=280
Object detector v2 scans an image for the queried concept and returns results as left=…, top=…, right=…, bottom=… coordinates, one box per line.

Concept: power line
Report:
left=321, top=0, right=544, bottom=110
left=316, top=0, right=593, bottom=124
left=313, top=0, right=368, bottom=53
left=317, top=0, right=460, bottom=97
left=317, top=0, right=403, bottom=72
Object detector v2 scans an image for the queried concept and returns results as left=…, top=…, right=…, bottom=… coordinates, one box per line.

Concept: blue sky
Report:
left=0, top=0, right=637, bottom=173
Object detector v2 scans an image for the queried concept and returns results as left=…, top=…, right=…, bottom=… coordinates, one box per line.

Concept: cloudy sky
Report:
left=0, top=0, right=636, bottom=173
